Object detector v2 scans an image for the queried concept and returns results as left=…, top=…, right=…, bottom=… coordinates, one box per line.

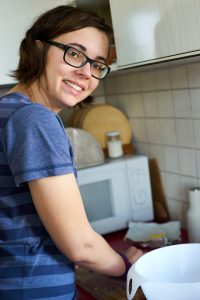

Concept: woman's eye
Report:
left=68, top=49, right=80, bottom=58
left=93, top=62, right=105, bottom=71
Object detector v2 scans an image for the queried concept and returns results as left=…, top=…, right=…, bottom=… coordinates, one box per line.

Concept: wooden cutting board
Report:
left=76, top=267, right=146, bottom=300
left=75, top=104, right=132, bottom=148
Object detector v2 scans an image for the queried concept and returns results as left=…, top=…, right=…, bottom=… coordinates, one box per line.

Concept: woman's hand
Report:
left=125, top=246, right=143, bottom=264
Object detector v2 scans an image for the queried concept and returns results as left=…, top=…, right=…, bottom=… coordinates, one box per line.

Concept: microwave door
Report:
left=77, top=161, right=130, bottom=234
left=79, top=180, right=114, bottom=222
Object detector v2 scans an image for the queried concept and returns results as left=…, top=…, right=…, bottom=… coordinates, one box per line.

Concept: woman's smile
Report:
left=63, top=80, right=83, bottom=93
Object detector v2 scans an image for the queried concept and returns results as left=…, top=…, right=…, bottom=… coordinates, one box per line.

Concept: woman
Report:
left=0, top=5, right=143, bottom=299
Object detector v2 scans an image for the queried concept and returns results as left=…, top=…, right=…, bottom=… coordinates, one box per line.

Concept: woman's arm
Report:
left=28, top=173, right=142, bottom=277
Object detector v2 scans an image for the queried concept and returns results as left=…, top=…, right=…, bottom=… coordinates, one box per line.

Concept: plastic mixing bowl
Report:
left=127, top=243, right=200, bottom=300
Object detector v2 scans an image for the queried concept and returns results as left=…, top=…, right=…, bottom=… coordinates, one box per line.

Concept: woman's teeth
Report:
left=65, top=81, right=82, bottom=92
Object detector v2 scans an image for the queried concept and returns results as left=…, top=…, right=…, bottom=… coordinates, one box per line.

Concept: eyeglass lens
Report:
left=64, top=47, right=109, bottom=79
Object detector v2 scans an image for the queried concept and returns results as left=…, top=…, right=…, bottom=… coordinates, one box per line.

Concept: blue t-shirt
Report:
left=0, top=93, right=77, bottom=299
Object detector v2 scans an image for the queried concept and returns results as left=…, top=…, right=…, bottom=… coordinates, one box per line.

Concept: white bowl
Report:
left=127, top=243, right=200, bottom=300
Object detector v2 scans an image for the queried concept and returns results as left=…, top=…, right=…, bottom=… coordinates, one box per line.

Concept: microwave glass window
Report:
left=79, top=180, right=114, bottom=222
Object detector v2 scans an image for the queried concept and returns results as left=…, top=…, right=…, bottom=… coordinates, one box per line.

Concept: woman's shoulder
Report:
left=0, top=91, right=31, bottom=104
left=2, top=92, right=56, bottom=123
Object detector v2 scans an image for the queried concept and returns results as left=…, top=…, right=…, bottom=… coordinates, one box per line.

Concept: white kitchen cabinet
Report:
left=109, top=0, right=200, bottom=69
left=0, top=0, right=75, bottom=85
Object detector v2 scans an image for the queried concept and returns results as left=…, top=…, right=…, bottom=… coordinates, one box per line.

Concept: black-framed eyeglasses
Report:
left=45, top=40, right=110, bottom=80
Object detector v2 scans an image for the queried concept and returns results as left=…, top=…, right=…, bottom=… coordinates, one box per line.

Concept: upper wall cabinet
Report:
left=0, top=0, right=75, bottom=85
left=109, top=0, right=200, bottom=69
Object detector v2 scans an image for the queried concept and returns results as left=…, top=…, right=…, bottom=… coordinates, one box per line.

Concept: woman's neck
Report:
left=9, top=82, right=55, bottom=112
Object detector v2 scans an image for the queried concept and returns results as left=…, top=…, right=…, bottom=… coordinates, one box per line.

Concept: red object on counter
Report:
left=77, top=285, right=95, bottom=300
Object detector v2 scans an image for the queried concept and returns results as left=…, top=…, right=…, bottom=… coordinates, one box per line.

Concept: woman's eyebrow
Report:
left=69, top=43, right=86, bottom=51
left=69, top=43, right=106, bottom=62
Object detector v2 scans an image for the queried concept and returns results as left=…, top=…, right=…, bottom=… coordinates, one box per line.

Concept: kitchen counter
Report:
left=76, top=229, right=188, bottom=300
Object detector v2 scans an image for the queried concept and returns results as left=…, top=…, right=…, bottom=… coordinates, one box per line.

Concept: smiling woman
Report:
left=0, top=5, right=143, bottom=300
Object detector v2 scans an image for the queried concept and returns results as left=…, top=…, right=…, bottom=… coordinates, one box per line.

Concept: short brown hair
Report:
left=12, top=5, right=113, bottom=85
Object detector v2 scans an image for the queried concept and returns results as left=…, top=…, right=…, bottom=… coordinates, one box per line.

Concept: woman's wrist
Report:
left=117, top=252, right=132, bottom=279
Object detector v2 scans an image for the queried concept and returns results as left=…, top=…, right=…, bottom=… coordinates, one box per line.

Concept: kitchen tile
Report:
left=192, top=120, right=200, bottom=148
left=142, top=92, right=158, bottom=117
left=140, top=70, right=156, bottom=91
left=160, top=171, right=166, bottom=188
left=129, top=93, right=144, bottom=117
left=169, top=65, right=188, bottom=88
left=116, top=74, right=129, bottom=94
left=115, top=94, right=130, bottom=116
left=159, top=119, right=177, bottom=146
left=195, top=150, right=200, bottom=178
left=133, top=142, right=148, bottom=155
left=163, top=146, right=179, bottom=173
left=178, top=148, right=197, bottom=177
left=175, top=119, right=194, bottom=147
left=164, top=172, right=181, bottom=200
left=127, top=72, right=142, bottom=92
left=130, top=118, right=146, bottom=143
left=145, top=119, right=161, bottom=144
left=190, top=88, right=200, bottom=118
left=105, top=94, right=118, bottom=107
left=154, top=67, right=170, bottom=90
left=156, top=91, right=174, bottom=117
left=180, top=175, right=198, bottom=203
left=103, top=77, right=117, bottom=95
left=92, top=81, right=105, bottom=96
left=172, top=89, right=192, bottom=118
left=147, top=144, right=164, bottom=170
left=166, top=198, right=183, bottom=223
left=187, top=62, right=200, bottom=88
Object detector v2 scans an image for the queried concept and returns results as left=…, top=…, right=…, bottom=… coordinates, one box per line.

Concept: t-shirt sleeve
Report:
left=2, top=104, right=75, bottom=186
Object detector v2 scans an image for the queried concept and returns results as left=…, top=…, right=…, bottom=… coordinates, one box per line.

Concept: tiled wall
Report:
left=103, top=57, right=200, bottom=228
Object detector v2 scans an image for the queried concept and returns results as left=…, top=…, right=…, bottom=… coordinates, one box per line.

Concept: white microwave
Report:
left=77, top=155, right=154, bottom=235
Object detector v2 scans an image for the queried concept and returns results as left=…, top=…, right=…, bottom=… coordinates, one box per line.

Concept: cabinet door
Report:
left=109, top=0, right=200, bottom=68
left=0, top=0, right=74, bottom=85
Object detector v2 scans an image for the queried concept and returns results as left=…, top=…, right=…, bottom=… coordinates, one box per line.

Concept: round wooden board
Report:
left=76, top=104, right=132, bottom=148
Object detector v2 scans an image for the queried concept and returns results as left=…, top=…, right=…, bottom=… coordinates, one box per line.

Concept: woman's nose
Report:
left=75, top=62, right=92, bottom=79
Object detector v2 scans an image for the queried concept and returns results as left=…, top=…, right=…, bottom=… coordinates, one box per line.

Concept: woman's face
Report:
left=40, top=27, right=109, bottom=112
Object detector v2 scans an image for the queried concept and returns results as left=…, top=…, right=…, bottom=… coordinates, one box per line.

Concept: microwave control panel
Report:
left=125, top=156, right=154, bottom=221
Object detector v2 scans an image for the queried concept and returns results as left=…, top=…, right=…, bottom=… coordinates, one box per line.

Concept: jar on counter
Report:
left=105, top=131, right=123, bottom=158
left=187, top=187, right=200, bottom=243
